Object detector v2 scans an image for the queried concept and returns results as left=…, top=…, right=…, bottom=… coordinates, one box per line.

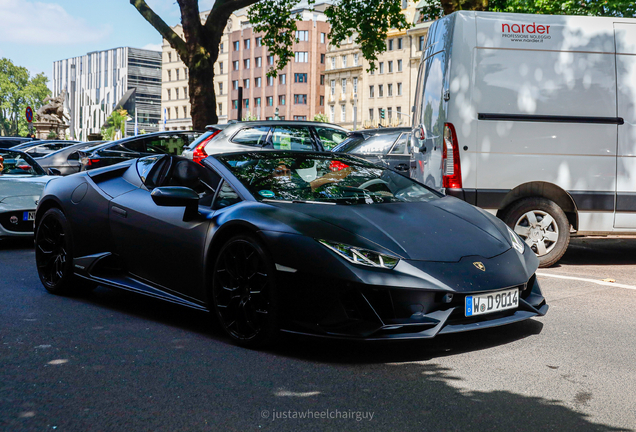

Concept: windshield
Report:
left=0, top=150, right=45, bottom=176
left=216, top=152, right=439, bottom=205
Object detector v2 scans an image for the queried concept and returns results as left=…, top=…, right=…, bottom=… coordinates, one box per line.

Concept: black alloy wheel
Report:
left=35, top=208, right=78, bottom=294
left=212, top=235, right=278, bottom=347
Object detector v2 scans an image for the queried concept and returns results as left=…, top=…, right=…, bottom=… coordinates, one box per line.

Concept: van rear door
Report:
left=614, top=23, right=636, bottom=228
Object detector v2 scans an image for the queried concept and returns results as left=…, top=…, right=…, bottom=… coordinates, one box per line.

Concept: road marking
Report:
left=537, top=272, right=636, bottom=291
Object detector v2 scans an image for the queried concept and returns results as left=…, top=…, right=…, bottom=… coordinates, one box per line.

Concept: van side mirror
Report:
left=151, top=186, right=200, bottom=221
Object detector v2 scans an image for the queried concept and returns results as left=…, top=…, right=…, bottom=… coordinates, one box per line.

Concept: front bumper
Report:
left=0, top=209, right=35, bottom=237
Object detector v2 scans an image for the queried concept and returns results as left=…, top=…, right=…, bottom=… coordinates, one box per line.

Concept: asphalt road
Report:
left=1, top=237, right=635, bottom=431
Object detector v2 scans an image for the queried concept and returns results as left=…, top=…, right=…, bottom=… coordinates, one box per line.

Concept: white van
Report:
left=413, top=11, right=636, bottom=267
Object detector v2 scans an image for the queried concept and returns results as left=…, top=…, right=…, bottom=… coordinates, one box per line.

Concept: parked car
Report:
left=79, top=131, right=202, bottom=171
left=332, top=127, right=414, bottom=176
left=181, top=121, right=349, bottom=164
left=413, top=11, right=636, bottom=267
left=0, top=137, right=36, bottom=148
left=0, top=148, right=58, bottom=238
left=11, top=140, right=82, bottom=158
left=35, top=150, right=547, bottom=347
left=35, top=141, right=108, bottom=175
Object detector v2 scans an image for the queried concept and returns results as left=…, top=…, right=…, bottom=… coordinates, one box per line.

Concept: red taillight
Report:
left=329, top=160, right=349, bottom=171
left=193, top=130, right=221, bottom=164
left=442, top=123, right=462, bottom=189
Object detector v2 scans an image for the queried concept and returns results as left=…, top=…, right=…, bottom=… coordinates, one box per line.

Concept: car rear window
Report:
left=231, top=126, right=270, bottom=146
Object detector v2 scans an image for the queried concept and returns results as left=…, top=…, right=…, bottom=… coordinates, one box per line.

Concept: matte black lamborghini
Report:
left=34, top=151, right=548, bottom=346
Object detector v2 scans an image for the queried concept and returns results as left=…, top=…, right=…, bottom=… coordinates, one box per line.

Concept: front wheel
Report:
left=211, top=234, right=278, bottom=348
left=501, top=198, right=570, bottom=268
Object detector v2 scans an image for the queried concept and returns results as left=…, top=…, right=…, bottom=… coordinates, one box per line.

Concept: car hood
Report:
left=0, top=176, right=55, bottom=202
left=267, top=196, right=512, bottom=262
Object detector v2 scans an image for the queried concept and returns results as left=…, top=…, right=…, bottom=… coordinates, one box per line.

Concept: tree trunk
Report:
left=188, top=56, right=218, bottom=129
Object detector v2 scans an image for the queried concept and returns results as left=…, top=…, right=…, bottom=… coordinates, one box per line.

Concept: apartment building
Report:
left=228, top=6, right=329, bottom=121
left=52, top=47, right=162, bottom=139
left=324, top=1, right=430, bottom=129
left=162, top=10, right=230, bottom=130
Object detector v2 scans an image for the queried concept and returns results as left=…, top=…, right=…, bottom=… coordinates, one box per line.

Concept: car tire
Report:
left=211, top=234, right=279, bottom=348
left=35, top=208, right=87, bottom=295
left=501, top=197, right=570, bottom=268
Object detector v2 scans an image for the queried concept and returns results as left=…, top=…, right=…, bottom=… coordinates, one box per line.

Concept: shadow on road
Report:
left=556, top=237, right=636, bottom=266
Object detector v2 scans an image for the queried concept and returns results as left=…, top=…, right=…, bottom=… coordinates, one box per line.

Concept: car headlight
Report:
left=507, top=226, right=525, bottom=253
left=318, top=239, right=399, bottom=269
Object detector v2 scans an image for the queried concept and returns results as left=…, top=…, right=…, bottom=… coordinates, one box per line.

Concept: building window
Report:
left=379, top=62, right=384, bottom=74
left=220, top=42, right=224, bottom=53
left=233, top=41, right=240, bottom=51
left=320, top=74, right=324, bottom=85
left=396, top=106, right=401, bottom=119
left=388, top=107, right=392, bottom=119
left=183, top=106, right=188, bottom=118
left=294, top=116, right=307, bottom=120
left=267, top=96, right=273, bottom=106
left=397, top=59, right=402, bottom=72
left=397, top=82, right=402, bottom=96
left=321, top=53, right=325, bottom=64
left=255, top=97, right=261, bottom=107
left=233, top=60, right=239, bottom=71
left=255, top=77, right=261, bottom=87
left=402, top=0, right=408, bottom=8
left=369, top=86, right=374, bottom=98
left=398, top=37, right=403, bottom=49
left=353, top=77, right=358, bottom=95
left=331, top=57, right=335, bottom=69
left=388, top=61, right=393, bottom=73
left=353, top=53, right=359, bottom=66
left=233, top=100, right=238, bottom=109
left=175, top=88, right=180, bottom=99
left=256, top=57, right=262, bottom=67
left=167, top=52, right=172, bottom=62
left=343, top=55, right=349, bottom=68
left=388, top=83, right=393, bottom=96
left=320, top=96, right=324, bottom=106
left=218, top=82, right=223, bottom=95
left=219, top=62, right=223, bottom=74
left=296, top=30, right=308, bottom=41
left=244, top=98, right=249, bottom=109
left=176, top=69, right=180, bottom=80
left=279, top=74, right=286, bottom=85
left=330, top=105, right=335, bottom=122
left=167, top=70, right=172, bottom=81
left=256, top=37, right=262, bottom=46
left=243, top=79, right=250, bottom=89
left=167, top=108, right=170, bottom=120
left=267, top=76, right=274, bottom=86
left=418, top=35, right=425, bottom=51
left=330, top=80, right=335, bottom=96
left=294, top=73, right=307, bottom=83
left=294, top=52, right=308, bottom=62
left=369, top=108, right=373, bottom=120
left=184, top=86, right=188, bottom=96
left=233, top=80, right=239, bottom=90
left=244, top=39, right=250, bottom=49
left=340, top=104, right=346, bottom=122
left=218, top=102, right=223, bottom=113
left=268, top=55, right=274, bottom=65
left=167, top=89, right=171, bottom=100
left=341, top=78, right=346, bottom=94
left=294, top=94, right=307, bottom=104
left=279, top=95, right=286, bottom=105
left=378, top=84, right=383, bottom=97
left=244, top=59, right=250, bottom=69
left=388, top=39, right=393, bottom=51
left=321, top=32, right=326, bottom=43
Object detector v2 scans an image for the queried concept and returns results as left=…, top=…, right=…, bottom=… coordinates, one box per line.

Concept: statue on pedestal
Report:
left=34, top=91, right=70, bottom=139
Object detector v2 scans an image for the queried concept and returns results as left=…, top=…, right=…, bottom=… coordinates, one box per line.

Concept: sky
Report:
left=0, top=0, right=215, bottom=87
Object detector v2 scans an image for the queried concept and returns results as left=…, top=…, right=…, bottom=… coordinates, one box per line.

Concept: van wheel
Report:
left=501, top=198, right=570, bottom=268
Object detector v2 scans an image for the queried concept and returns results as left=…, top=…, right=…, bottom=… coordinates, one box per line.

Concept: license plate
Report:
left=465, top=288, right=519, bottom=317
left=23, top=211, right=35, bottom=221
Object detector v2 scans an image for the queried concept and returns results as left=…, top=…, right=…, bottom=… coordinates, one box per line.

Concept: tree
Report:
left=313, top=113, right=329, bottom=123
left=130, top=0, right=409, bottom=130
left=0, top=58, right=50, bottom=137
left=419, top=0, right=635, bottom=21
left=101, top=108, right=128, bottom=141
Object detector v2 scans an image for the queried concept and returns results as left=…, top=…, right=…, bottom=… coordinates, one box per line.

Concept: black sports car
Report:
left=34, top=151, right=548, bottom=347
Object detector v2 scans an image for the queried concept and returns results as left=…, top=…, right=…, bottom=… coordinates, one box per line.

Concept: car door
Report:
left=108, top=156, right=221, bottom=300
left=382, top=133, right=415, bottom=177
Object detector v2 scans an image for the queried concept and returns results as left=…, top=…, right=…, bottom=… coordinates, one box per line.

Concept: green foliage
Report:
left=101, top=108, right=128, bottom=140
left=47, top=130, right=58, bottom=139
left=419, top=0, right=635, bottom=21
left=242, top=111, right=258, bottom=121
left=313, top=113, right=329, bottom=123
left=0, top=58, right=50, bottom=137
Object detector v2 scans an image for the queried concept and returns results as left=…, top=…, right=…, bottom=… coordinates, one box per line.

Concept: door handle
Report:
left=112, top=206, right=127, bottom=218
left=395, top=164, right=409, bottom=172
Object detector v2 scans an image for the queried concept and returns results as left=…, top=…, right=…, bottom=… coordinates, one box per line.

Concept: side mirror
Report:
left=48, top=168, right=62, bottom=176
left=151, top=186, right=199, bottom=221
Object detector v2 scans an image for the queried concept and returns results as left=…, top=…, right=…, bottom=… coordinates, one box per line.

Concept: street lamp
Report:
left=70, top=64, right=76, bottom=139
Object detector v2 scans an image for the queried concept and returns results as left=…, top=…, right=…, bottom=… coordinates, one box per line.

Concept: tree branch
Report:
left=204, top=0, right=261, bottom=33
left=130, top=0, right=188, bottom=56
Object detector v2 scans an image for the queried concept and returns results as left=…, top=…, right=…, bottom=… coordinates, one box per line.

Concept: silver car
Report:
left=34, top=141, right=108, bottom=175
left=0, top=149, right=58, bottom=238
left=181, top=121, right=349, bottom=164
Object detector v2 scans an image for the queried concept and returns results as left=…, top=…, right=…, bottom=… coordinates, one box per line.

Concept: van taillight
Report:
left=193, top=130, right=221, bottom=164
left=442, top=123, right=462, bottom=189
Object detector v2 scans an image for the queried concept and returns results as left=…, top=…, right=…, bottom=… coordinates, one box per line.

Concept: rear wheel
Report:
left=35, top=208, right=85, bottom=295
left=211, top=234, right=278, bottom=348
left=501, top=197, right=570, bottom=268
